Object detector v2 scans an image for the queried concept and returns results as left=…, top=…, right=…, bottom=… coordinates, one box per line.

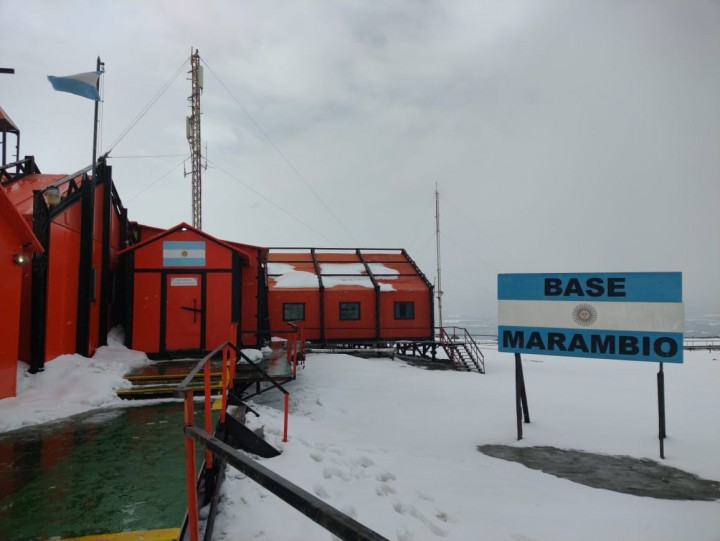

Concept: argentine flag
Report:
left=163, top=241, right=206, bottom=267
left=47, top=71, right=102, bottom=101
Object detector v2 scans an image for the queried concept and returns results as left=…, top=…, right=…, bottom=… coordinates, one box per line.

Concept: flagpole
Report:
left=92, top=56, right=104, bottom=172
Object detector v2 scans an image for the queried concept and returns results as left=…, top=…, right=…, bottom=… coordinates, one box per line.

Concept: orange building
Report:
left=1, top=152, right=131, bottom=381
left=122, top=240, right=435, bottom=355
left=1, top=108, right=436, bottom=401
left=266, top=248, right=434, bottom=344
left=120, top=223, right=266, bottom=357
left=0, top=187, right=42, bottom=398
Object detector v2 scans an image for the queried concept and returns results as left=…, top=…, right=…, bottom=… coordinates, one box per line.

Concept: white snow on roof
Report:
left=268, top=263, right=319, bottom=288
left=268, top=262, right=398, bottom=291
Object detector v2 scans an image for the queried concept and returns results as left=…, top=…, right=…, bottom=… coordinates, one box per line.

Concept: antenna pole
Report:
left=435, top=184, right=443, bottom=331
left=186, top=48, right=204, bottom=229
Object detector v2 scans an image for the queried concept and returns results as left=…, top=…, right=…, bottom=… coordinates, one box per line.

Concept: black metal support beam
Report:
left=256, top=250, right=270, bottom=347
left=29, top=191, right=50, bottom=373
left=357, top=250, right=381, bottom=341
left=231, top=252, right=242, bottom=338
left=311, top=248, right=326, bottom=344
left=123, top=251, right=135, bottom=348
left=98, top=164, right=112, bottom=346
left=75, top=174, right=94, bottom=356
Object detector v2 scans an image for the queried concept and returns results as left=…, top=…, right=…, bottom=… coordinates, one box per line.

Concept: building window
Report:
left=339, top=302, right=361, bottom=320
left=394, top=301, right=415, bottom=320
left=283, top=303, right=305, bottom=322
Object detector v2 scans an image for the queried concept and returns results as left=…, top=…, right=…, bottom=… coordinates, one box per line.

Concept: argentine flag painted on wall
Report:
left=163, top=241, right=206, bottom=267
left=47, top=71, right=102, bottom=101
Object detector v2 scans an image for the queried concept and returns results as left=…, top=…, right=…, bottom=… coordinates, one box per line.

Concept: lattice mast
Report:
left=186, top=48, right=205, bottom=229
left=435, top=184, right=444, bottom=331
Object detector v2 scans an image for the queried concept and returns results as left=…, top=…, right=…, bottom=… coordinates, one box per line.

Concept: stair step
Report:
left=125, top=372, right=222, bottom=383
left=117, top=382, right=223, bottom=399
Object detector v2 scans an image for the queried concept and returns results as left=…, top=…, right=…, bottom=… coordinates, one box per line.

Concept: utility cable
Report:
left=109, top=154, right=187, bottom=159
left=200, top=58, right=359, bottom=245
left=443, top=195, right=523, bottom=267
left=403, top=195, right=435, bottom=250
left=105, top=58, right=189, bottom=155
left=206, top=157, right=340, bottom=246
left=125, top=157, right=188, bottom=203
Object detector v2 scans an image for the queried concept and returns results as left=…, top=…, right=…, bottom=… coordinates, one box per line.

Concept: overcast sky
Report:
left=2, top=0, right=718, bottom=319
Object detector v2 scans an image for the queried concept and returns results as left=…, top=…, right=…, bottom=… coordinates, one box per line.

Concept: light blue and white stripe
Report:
left=163, top=241, right=206, bottom=267
left=47, top=71, right=102, bottom=101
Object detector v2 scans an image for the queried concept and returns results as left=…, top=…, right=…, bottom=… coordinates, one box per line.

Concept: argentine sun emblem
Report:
left=572, top=303, right=598, bottom=327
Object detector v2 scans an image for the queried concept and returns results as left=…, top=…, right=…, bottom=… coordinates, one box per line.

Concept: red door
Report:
left=166, top=274, right=202, bottom=350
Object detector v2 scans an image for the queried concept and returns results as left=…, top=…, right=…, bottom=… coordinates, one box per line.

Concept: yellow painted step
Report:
left=60, top=528, right=179, bottom=541
left=117, top=383, right=223, bottom=396
left=125, top=372, right=222, bottom=382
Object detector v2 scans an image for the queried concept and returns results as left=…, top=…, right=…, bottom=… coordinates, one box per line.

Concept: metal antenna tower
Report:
left=435, top=184, right=444, bottom=331
left=186, top=48, right=205, bottom=229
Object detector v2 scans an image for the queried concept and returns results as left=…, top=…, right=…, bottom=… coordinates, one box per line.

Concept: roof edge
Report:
left=118, top=222, right=252, bottom=263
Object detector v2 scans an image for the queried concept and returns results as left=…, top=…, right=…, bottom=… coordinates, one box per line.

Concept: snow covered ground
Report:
left=0, top=335, right=717, bottom=540
left=215, top=347, right=720, bottom=541
left=0, top=328, right=149, bottom=433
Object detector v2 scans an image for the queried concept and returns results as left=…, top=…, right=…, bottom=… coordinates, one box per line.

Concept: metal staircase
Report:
left=439, top=327, right=485, bottom=373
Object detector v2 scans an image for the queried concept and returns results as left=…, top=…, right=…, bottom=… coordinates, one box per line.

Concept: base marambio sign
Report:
left=498, top=273, right=683, bottom=363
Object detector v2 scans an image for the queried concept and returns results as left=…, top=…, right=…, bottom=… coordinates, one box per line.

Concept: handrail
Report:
left=174, top=342, right=228, bottom=395
left=185, top=427, right=390, bottom=541
left=683, top=337, right=720, bottom=350
left=286, top=322, right=305, bottom=376
left=460, top=327, right=485, bottom=373
left=437, top=326, right=485, bottom=373
left=0, top=156, right=40, bottom=185
left=46, top=163, right=95, bottom=189
left=174, top=341, right=232, bottom=541
left=175, top=331, right=388, bottom=541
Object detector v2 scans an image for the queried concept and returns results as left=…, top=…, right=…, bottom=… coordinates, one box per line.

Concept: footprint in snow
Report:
left=391, top=500, right=449, bottom=537
left=323, top=467, right=351, bottom=481
left=375, top=483, right=397, bottom=496
left=376, top=471, right=396, bottom=482
left=396, top=527, right=414, bottom=541
left=313, top=484, right=329, bottom=499
left=353, top=456, right=375, bottom=468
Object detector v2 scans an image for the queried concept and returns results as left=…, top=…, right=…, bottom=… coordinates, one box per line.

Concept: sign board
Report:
left=171, top=277, right=198, bottom=287
left=498, top=272, right=683, bottom=363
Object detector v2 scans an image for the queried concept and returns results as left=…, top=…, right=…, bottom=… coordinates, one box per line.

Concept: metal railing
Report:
left=185, top=428, right=389, bottom=541
left=0, top=156, right=40, bottom=185
left=173, top=331, right=389, bottom=541
left=174, top=339, right=294, bottom=541
left=438, top=326, right=486, bottom=373
left=683, top=337, right=720, bottom=351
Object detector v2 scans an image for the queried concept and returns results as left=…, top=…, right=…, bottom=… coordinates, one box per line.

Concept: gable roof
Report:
left=266, top=248, right=432, bottom=292
left=118, top=222, right=251, bottom=264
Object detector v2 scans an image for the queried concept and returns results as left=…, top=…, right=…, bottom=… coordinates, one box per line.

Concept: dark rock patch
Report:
left=478, top=444, right=720, bottom=501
